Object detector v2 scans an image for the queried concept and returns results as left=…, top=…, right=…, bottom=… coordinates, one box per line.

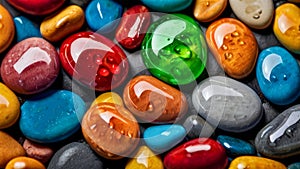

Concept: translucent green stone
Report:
left=141, top=13, right=207, bottom=85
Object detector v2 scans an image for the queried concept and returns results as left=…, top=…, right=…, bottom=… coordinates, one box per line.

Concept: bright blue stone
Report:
left=217, top=135, right=256, bottom=157
left=141, top=0, right=192, bottom=12
left=20, top=90, right=86, bottom=143
left=288, top=162, right=300, bottom=169
left=256, top=46, right=300, bottom=105
left=14, top=16, right=42, bottom=42
left=144, top=124, right=186, bottom=152
left=85, top=0, right=122, bottom=32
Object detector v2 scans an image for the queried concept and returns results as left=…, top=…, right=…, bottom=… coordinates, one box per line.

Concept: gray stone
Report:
left=183, top=115, right=215, bottom=139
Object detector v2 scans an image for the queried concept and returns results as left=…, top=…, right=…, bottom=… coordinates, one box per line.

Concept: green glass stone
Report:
left=141, top=13, right=207, bottom=85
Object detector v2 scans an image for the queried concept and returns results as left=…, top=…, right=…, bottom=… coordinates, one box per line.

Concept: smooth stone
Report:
left=229, top=156, right=286, bottom=169
left=256, top=46, right=300, bottom=105
left=229, top=0, right=274, bottom=29
left=183, top=114, right=215, bottom=139
left=90, top=92, right=123, bottom=107
left=125, top=146, right=163, bottom=169
left=164, top=138, right=228, bottom=169
left=0, top=4, right=15, bottom=53
left=0, top=131, right=26, bottom=168
left=23, top=139, right=54, bottom=164
left=288, top=162, right=300, bottom=169
left=47, top=142, right=104, bottom=169
left=217, top=135, right=256, bottom=157
left=141, top=0, right=192, bottom=12
left=255, top=104, right=300, bottom=158
left=273, top=3, right=300, bottom=54
left=5, top=157, right=45, bottom=169
left=19, top=90, right=86, bottom=143
left=0, top=83, right=20, bottom=129
left=14, top=16, right=41, bottom=42
left=206, top=18, right=258, bottom=79
left=69, top=0, right=91, bottom=8
left=194, top=0, right=227, bottom=22
left=192, top=76, right=263, bottom=132
left=144, top=124, right=186, bottom=153
left=85, top=0, right=122, bottom=32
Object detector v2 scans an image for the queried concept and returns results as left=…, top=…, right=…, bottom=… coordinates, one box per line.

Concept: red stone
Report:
left=60, top=31, right=129, bottom=91
left=164, top=138, right=228, bottom=169
left=115, top=5, right=151, bottom=50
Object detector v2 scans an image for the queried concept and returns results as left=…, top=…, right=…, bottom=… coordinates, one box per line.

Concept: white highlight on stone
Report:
left=96, top=2, right=103, bottom=19
left=0, top=94, right=9, bottom=107
left=13, top=47, right=51, bottom=74
left=14, top=162, right=26, bottom=169
left=237, top=163, right=246, bottom=169
left=128, top=16, right=142, bottom=38
left=262, top=54, right=283, bottom=81
left=278, top=14, right=295, bottom=34
left=137, top=151, right=149, bottom=168
left=99, top=111, right=128, bottom=124
left=214, top=23, right=236, bottom=49
left=161, top=131, right=171, bottom=136
left=202, top=85, right=243, bottom=101
left=185, top=144, right=211, bottom=153
left=260, top=125, right=273, bottom=138
left=223, top=142, right=231, bottom=149
left=134, top=81, right=174, bottom=99
left=57, top=147, right=79, bottom=167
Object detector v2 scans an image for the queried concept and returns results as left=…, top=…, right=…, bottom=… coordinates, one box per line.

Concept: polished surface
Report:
left=5, top=157, right=46, bottom=169
left=194, top=0, right=228, bottom=22
left=0, top=4, right=14, bottom=53
left=229, top=156, right=286, bottom=169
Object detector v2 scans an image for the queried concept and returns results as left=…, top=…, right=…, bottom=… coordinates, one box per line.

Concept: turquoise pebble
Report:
left=141, top=0, right=192, bottom=12
left=256, top=46, right=300, bottom=105
left=288, top=162, right=300, bottom=169
left=14, top=16, right=41, bottom=42
left=20, top=90, right=86, bottom=143
left=217, top=135, right=256, bottom=157
left=144, top=124, right=186, bottom=153
left=85, top=0, right=122, bottom=32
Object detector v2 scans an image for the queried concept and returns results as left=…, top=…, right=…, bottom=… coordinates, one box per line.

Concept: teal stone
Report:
left=141, top=0, right=192, bottom=12
left=144, top=124, right=186, bottom=153
left=19, top=90, right=86, bottom=143
left=14, top=16, right=41, bottom=42
left=288, top=163, right=300, bottom=169
left=217, top=135, right=256, bottom=157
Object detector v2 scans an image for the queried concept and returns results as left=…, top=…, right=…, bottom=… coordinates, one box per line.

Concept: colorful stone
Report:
left=123, top=75, right=188, bottom=123
left=1, top=37, right=60, bottom=95
left=81, top=103, right=140, bottom=159
left=40, top=5, right=85, bottom=42
left=0, top=83, right=20, bottom=129
left=14, top=16, right=41, bottom=42
left=206, top=18, right=258, bottom=79
left=194, top=0, right=228, bottom=22
left=288, top=0, right=300, bottom=2
left=23, top=139, right=54, bottom=164
left=229, top=156, right=286, bottom=169
left=142, top=14, right=207, bottom=85
left=115, top=5, right=151, bottom=50
left=256, top=46, right=300, bottom=105
left=183, top=114, right=215, bottom=139
left=19, top=90, right=86, bottom=143
left=0, top=4, right=15, bottom=54
left=5, top=157, right=46, bottom=169
left=91, top=92, right=123, bottom=107
left=60, top=31, right=129, bottom=91
left=273, top=3, right=300, bottom=54
left=140, top=0, right=193, bottom=12
left=164, top=138, right=228, bottom=169
left=288, top=162, right=300, bottom=169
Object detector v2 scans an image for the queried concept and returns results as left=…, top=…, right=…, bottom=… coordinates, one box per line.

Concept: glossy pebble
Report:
left=194, top=0, right=228, bottom=22
left=115, top=5, right=151, bottom=50
left=183, top=114, right=215, bottom=139
left=288, top=163, right=300, bottom=169
left=192, top=76, right=262, bottom=132
left=0, top=4, right=15, bottom=53
left=206, top=18, right=258, bottom=79
left=123, top=75, right=188, bottom=123
left=6, top=0, right=64, bottom=15
left=0, top=83, right=20, bottom=129
left=1, top=37, right=60, bottom=95
left=125, top=146, right=163, bottom=169
left=144, top=124, right=186, bottom=153
left=5, top=157, right=45, bottom=169
left=164, top=138, right=228, bottom=169
left=273, top=3, right=300, bottom=54
left=81, top=103, right=140, bottom=159
left=256, top=46, right=300, bottom=105
left=14, top=16, right=41, bottom=42
left=48, top=142, right=104, bottom=169
left=85, top=0, right=122, bottom=32
left=0, top=131, right=26, bottom=168
left=20, top=90, right=86, bottom=143
left=142, top=14, right=207, bottom=85
left=91, top=92, right=123, bottom=107
left=141, top=0, right=192, bottom=12
left=40, top=5, right=85, bottom=42
left=23, top=139, right=54, bottom=164
left=60, top=31, right=129, bottom=91
left=229, top=0, right=274, bottom=29
left=229, top=156, right=286, bottom=169
left=255, top=104, right=300, bottom=158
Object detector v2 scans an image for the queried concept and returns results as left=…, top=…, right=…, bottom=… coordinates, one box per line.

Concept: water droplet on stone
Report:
left=286, top=128, right=293, bottom=138
left=148, top=104, right=153, bottom=111
left=239, top=40, right=245, bottom=45
left=98, top=68, right=110, bottom=77
left=253, top=14, right=260, bottom=19
left=0, top=23, right=3, bottom=29
left=231, top=31, right=239, bottom=37
left=224, top=53, right=233, bottom=60
left=222, top=45, right=228, bottom=50
left=206, top=2, right=210, bottom=6
left=269, top=142, right=276, bottom=147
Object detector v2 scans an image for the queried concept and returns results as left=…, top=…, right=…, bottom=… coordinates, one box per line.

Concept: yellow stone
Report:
left=0, top=83, right=20, bottom=129
left=90, top=92, right=123, bottom=107
left=194, top=0, right=228, bottom=22
left=229, top=156, right=287, bottom=169
left=0, top=4, right=15, bottom=53
left=125, top=146, right=163, bottom=169
left=5, top=157, right=45, bottom=169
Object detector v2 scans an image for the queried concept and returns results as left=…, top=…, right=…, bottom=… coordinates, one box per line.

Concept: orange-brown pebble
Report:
left=5, top=157, right=45, bottom=169
left=40, top=5, right=85, bottom=42
left=229, top=156, right=287, bottom=169
left=0, top=4, right=15, bottom=53
left=23, top=139, right=53, bottom=164
left=0, top=131, right=26, bottom=168
left=206, top=18, right=258, bottom=79
left=194, top=0, right=227, bottom=22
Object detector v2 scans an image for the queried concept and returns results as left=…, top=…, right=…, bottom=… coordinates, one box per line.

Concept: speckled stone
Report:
left=288, top=162, right=300, bottom=169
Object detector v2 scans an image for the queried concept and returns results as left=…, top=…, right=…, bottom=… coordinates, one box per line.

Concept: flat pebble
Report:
left=5, top=156, right=45, bottom=169
left=183, top=114, right=215, bottom=139
left=194, top=0, right=227, bottom=22
left=140, top=0, right=192, bottom=12
left=23, top=139, right=53, bottom=164
left=14, top=16, right=41, bottom=42
left=0, top=4, right=15, bottom=53
left=288, top=162, right=300, bottom=169
left=229, top=156, right=286, bottom=169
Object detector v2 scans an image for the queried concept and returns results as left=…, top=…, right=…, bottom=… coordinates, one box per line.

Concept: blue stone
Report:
left=85, top=0, right=122, bottom=32
left=217, top=135, right=256, bottom=157
left=20, top=90, right=86, bottom=143
left=14, top=16, right=42, bottom=42
left=141, top=0, right=192, bottom=12
left=144, top=124, right=186, bottom=153
left=256, top=46, right=300, bottom=105
left=288, top=162, right=300, bottom=169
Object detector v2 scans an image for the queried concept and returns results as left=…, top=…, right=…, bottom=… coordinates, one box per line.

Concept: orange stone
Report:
left=5, top=157, right=45, bottom=169
left=194, top=0, right=228, bottom=22
left=206, top=18, right=258, bottom=79
left=0, top=4, right=15, bottom=53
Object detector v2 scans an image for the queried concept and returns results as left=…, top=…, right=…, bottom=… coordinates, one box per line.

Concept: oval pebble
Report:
left=183, top=114, right=215, bottom=139
left=19, top=90, right=86, bottom=143
left=23, top=139, right=54, bottom=164
left=5, top=157, right=45, bottom=169
left=14, top=16, right=41, bottom=42
left=194, top=0, right=228, bottom=22
left=229, top=156, right=286, bottom=169
left=91, top=92, right=123, bottom=107
left=256, top=46, right=300, bottom=105
left=141, top=0, right=192, bottom=12
left=288, top=162, right=300, bottom=169
left=0, top=4, right=15, bottom=53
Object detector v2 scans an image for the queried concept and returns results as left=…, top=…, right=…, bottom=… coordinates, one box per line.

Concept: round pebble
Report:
left=194, top=0, right=228, bottom=22
left=23, top=139, right=54, bottom=164
left=0, top=4, right=15, bottom=53
left=5, top=156, right=46, bottom=169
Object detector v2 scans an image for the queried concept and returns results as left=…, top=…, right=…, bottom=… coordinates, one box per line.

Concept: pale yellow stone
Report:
left=229, top=156, right=287, bottom=169
left=91, top=92, right=123, bottom=107
left=5, top=157, right=45, bottom=169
